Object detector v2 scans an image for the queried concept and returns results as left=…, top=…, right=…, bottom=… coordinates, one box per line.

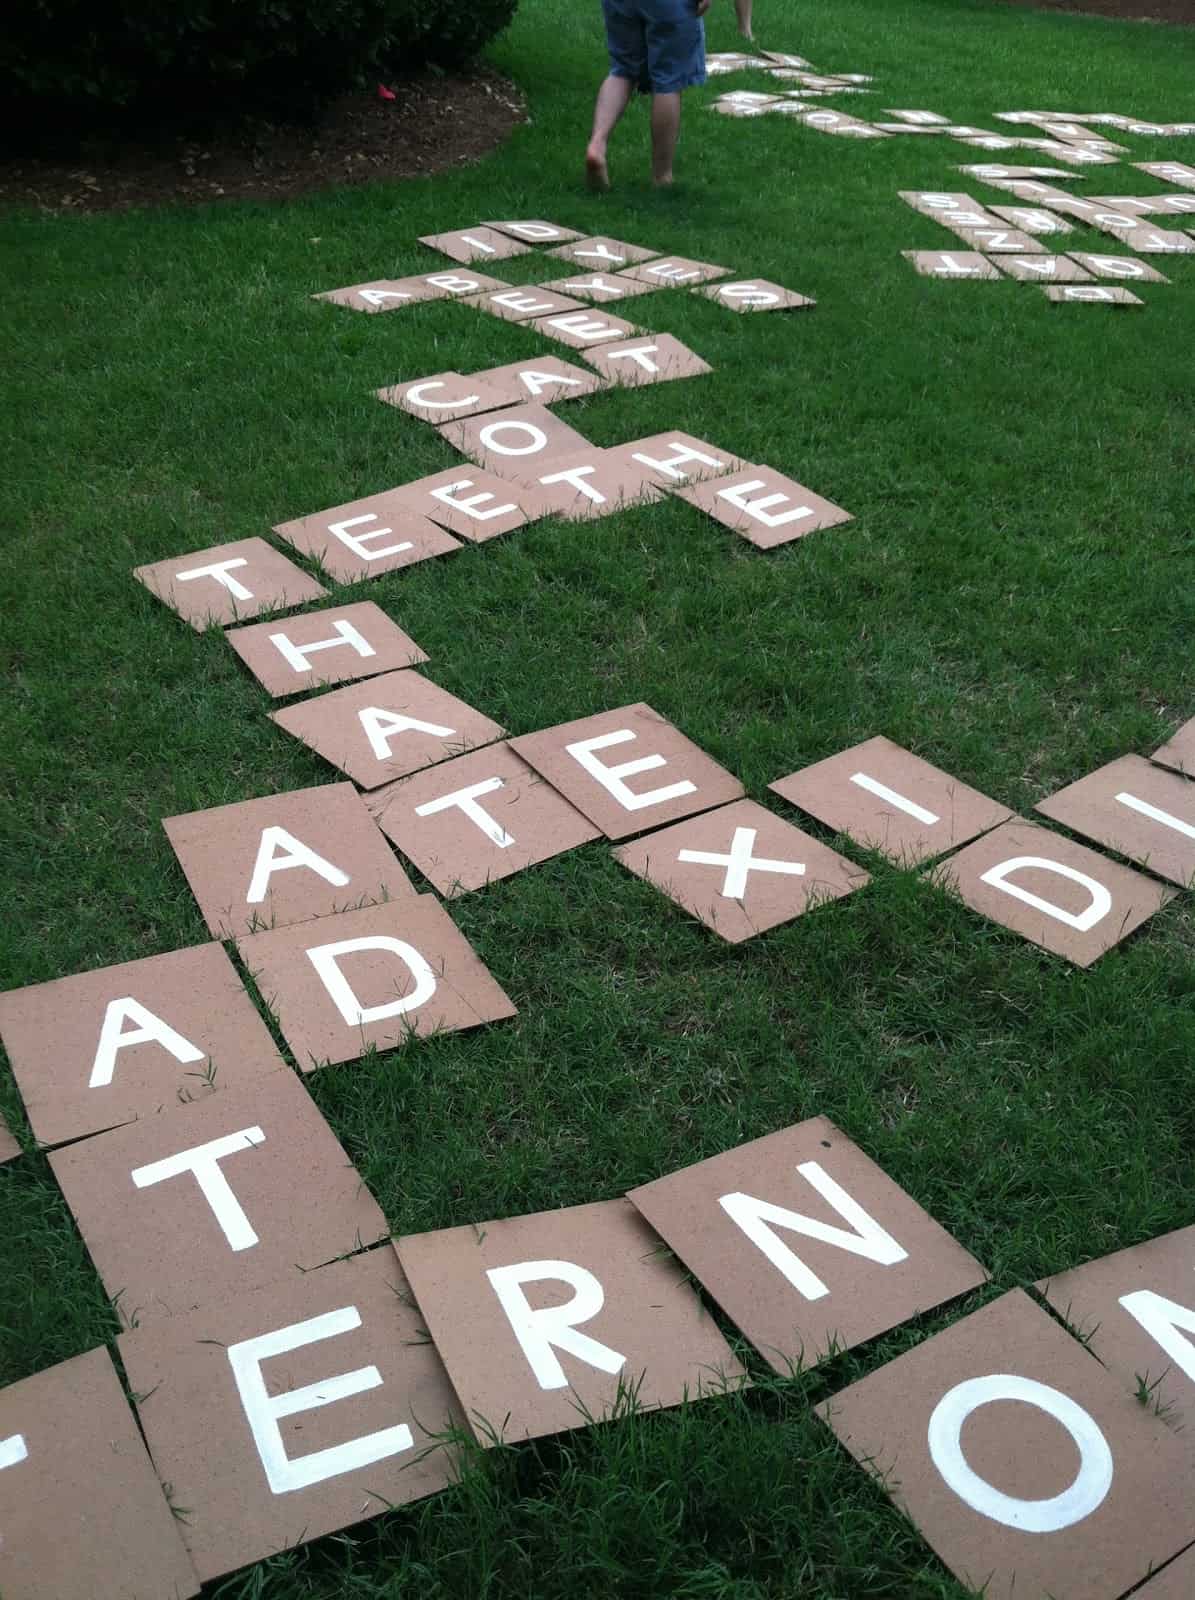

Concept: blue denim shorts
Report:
left=601, top=0, right=707, bottom=94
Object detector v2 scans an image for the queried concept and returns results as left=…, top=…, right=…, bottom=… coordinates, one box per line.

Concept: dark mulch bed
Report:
left=996, top=0, right=1195, bottom=22
left=0, top=66, right=526, bottom=215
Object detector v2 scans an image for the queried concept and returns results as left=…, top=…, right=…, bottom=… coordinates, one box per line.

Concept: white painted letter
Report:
left=478, top=420, right=549, bottom=457
left=268, top=619, right=376, bottom=675
left=429, top=479, right=517, bottom=523
left=176, top=559, right=253, bottom=600
left=131, top=1127, right=266, bottom=1251
left=1114, top=791, right=1195, bottom=841
left=850, top=773, right=940, bottom=825
left=565, top=728, right=696, bottom=813
left=326, top=514, right=413, bottom=564
left=358, top=707, right=455, bottom=761
left=678, top=826, right=806, bottom=899
left=415, top=776, right=514, bottom=848
left=1118, top=1289, right=1195, bottom=1385
left=538, top=464, right=606, bottom=505
left=486, top=1260, right=625, bottom=1390
left=90, top=998, right=205, bottom=1089
left=717, top=480, right=815, bottom=529
left=980, top=856, right=1112, bottom=931
left=403, top=380, right=480, bottom=411
left=307, top=936, right=437, bottom=1026
left=631, top=441, right=728, bottom=481
left=246, top=827, right=350, bottom=905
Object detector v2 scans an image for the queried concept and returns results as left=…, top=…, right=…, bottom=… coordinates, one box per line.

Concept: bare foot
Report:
left=585, top=146, right=610, bottom=191
left=653, top=173, right=674, bottom=188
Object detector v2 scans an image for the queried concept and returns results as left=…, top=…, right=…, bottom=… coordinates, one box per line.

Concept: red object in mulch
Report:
left=377, top=83, right=397, bottom=101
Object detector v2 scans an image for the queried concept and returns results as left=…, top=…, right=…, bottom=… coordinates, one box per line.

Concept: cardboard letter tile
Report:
left=619, top=256, right=733, bottom=287
left=120, top=1250, right=462, bottom=1582
left=313, top=279, right=439, bottom=313
left=466, top=286, right=587, bottom=323
left=817, top=1290, right=1194, bottom=1600
left=994, top=254, right=1093, bottom=282
left=392, top=465, right=540, bottom=542
left=50, top=1068, right=386, bottom=1328
left=697, top=278, right=816, bottom=312
left=947, top=225, right=1046, bottom=253
left=226, top=601, right=428, bottom=698
left=271, top=670, right=505, bottom=790
left=629, top=1116, right=986, bottom=1372
left=135, top=538, right=326, bottom=631
left=367, top=741, right=600, bottom=895
left=472, top=354, right=606, bottom=406
left=436, top=402, right=592, bottom=476
left=511, top=703, right=744, bottom=841
left=537, top=271, right=665, bottom=304
left=581, top=334, right=712, bottom=388
left=0, top=1110, right=19, bottom=1164
left=903, top=250, right=1002, bottom=279
left=606, top=432, right=749, bottom=489
left=237, top=896, right=515, bottom=1068
left=926, top=817, right=1174, bottom=966
left=0, top=943, right=285, bottom=1148
left=528, top=308, right=641, bottom=350
left=418, top=226, right=531, bottom=264
left=1134, top=161, right=1195, bottom=189
left=545, top=236, right=661, bottom=269
left=272, top=489, right=461, bottom=584
left=1132, top=1549, right=1195, bottom=1598
left=375, top=370, right=513, bottom=422
left=416, top=269, right=512, bottom=297
left=485, top=219, right=585, bottom=244
left=1153, top=716, right=1195, bottom=776
left=770, top=737, right=1012, bottom=865
left=615, top=798, right=868, bottom=942
left=1068, top=253, right=1168, bottom=282
left=513, top=447, right=664, bottom=521
left=163, top=783, right=414, bottom=939
left=1043, top=284, right=1144, bottom=306
left=398, top=1198, right=746, bottom=1445
left=1038, top=1224, right=1195, bottom=1431
left=674, top=465, right=852, bottom=549
left=1036, top=754, right=1195, bottom=887
left=0, top=1346, right=199, bottom=1600
left=989, top=204, right=1074, bottom=235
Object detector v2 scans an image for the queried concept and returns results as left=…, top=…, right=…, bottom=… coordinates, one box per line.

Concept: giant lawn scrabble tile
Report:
left=412, top=268, right=512, bottom=297
left=465, top=285, right=587, bottom=323
left=903, top=251, right=1002, bottom=280
left=618, top=255, right=732, bottom=287
left=529, top=308, right=642, bottom=350
left=163, top=783, right=414, bottom=940
left=366, top=741, right=600, bottom=895
left=120, top=1250, right=462, bottom=1583
left=393, top=464, right=540, bottom=542
left=437, top=401, right=593, bottom=475
left=237, top=897, right=515, bottom=1068
left=313, top=278, right=441, bottom=313
left=226, top=601, right=428, bottom=697
left=994, top=255, right=1093, bottom=283
left=135, top=538, right=326, bottom=630
left=512, top=447, right=664, bottom=521
left=375, top=370, right=513, bottom=422
left=417, top=225, right=532, bottom=264
left=472, top=354, right=605, bottom=406
left=398, top=1198, right=746, bottom=1445
left=771, top=737, right=1011, bottom=865
left=989, top=204, right=1074, bottom=234
left=545, top=235, right=661, bottom=269
left=926, top=818, right=1174, bottom=966
left=537, top=270, right=666, bottom=304
left=674, top=465, right=853, bottom=549
left=272, top=489, right=461, bottom=583
left=49, top=1067, right=386, bottom=1328
left=1043, top=285, right=1144, bottom=306
left=1153, top=715, right=1195, bottom=776
left=271, top=670, right=504, bottom=790
left=0, top=943, right=285, bottom=1148
left=606, top=431, right=749, bottom=489
left=946, top=224, right=1047, bottom=253
left=511, top=703, right=744, bottom=841
left=614, top=798, right=868, bottom=943
left=1036, top=754, right=1195, bottom=887
left=581, top=334, right=712, bottom=388
left=818, top=1290, right=1194, bottom=1600
left=1038, top=1224, right=1195, bottom=1432
left=696, top=277, right=816, bottom=312
left=0, top=1346, right=199, bottom=1600
left=629, top=1116, right=986, bottom=1372
left=485, top=218, right=585, bottom=244
left=1134, top=161, right=1195, bottom=189
left=1067, top=254, right=1168, bottom=283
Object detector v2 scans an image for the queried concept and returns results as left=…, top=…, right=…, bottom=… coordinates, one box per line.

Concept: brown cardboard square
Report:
left=1135, top=161, right=1195, bottom=190
left=226, top=601, right=428, bottom=698
left=794, top=109, right=888, bottom=137
left=761, top=50, right=814, bottom=66
left=994, top=254, right=1093, bottom=282
left=1043, top=284, right=1144, bottom=305
left=903, top=250, right=1003, bottom=279
left=313, top=279, right=439, bottom=313
left=899, top=190, right=1002, bottom=224
left=926, top=817, right=1174, bottom=966
left=884, top=110, right=952, bottom=124
left=537, top=271, right=666, bottom=303
left=485, top=219, right=585, bottom=244
left=510, top=702, right=744, bottom=842
left=472, top=354, right=606, bottom=406
left=436, top=402, right=593, bottom=475
left=1038, top=1225, right=1195, bottom=1431
left=1036, top=754, right=1195, bottom=887
left=367, top=741, right=601, bottom=895
left=1087, top=195, right=1195, bottom=216
left=0, top=943, right=285, bottom=1149
left=236, top=896, right=515, bottom=1068
left=272, top=489, right=462, bottom=583
left=163, top=783, right=414, bottom=940
left=989, top=204, right=1075, bottom=234
left=873, top=123, right=947, bottom=135
left=1091, top=224, right=1195, bottom=254
left=712, top=98, right=778, bottom=118
left=0, top=1346, right=199, bottom=1600
left=414, top=268, right=512, bottom=296
left=614, top=798, right=868, bottom=943
left=528, top=308, right=642, bottom=350
left=947, top=225, right=1047, bottom=252
left=120, top=1250, right=462, bottom=1582
left=465, top=286, right=588, bottom=323
left=417, top=226, right=531, bottom=264
left=606, top=432, right=750, bottom=489
left=673, top=465, right=853, bottom=550
left=1133, top=1549, right=1195, bottom=1599
left=271, top=670, right=504, bottom=790
left=1153, top=716, right=1195, bottom=776
left=817, top=1289, right=1194, bottom=1600
left=50, top=1067, right=386, bottom=1328
left=393, top=464, right=539, bottom=542
left=581, top=334, right=713, bottom=388
left=544, top=235, right=661, bottom=269
left=770, top=737, right=1012, bottom=865
left=629, top=1116, right=985, bottom=1372
left=512, top=447, right=664, bottom=521
left=1036, top=140, right=1119, bottom=166
left=619, top=255, right=733, bottom=287
left=398, top=1198, right=746, bottom=1445
left=958, top=163, right=1091, bottom=182
left=374, top=370, right=513, bottom=422
left=697, top=278, right=816, bottom=312
left=0, top=1111, right=19, bottom=1163
left=135, top=538, right=327, bottom=631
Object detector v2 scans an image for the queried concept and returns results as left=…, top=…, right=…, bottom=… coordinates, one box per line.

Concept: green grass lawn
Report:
left=3, top=0, right=1195, bottom=1593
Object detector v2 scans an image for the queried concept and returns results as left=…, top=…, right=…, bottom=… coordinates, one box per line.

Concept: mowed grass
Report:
left=3, top=0, right=1195, bottom=1593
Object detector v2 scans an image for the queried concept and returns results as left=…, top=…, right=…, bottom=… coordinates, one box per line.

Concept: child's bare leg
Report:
left=650, top=91, right=682, bottom=185
left=586, top=74, right=633, bottom=189
left=734, top=0, right=754, bottom=39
